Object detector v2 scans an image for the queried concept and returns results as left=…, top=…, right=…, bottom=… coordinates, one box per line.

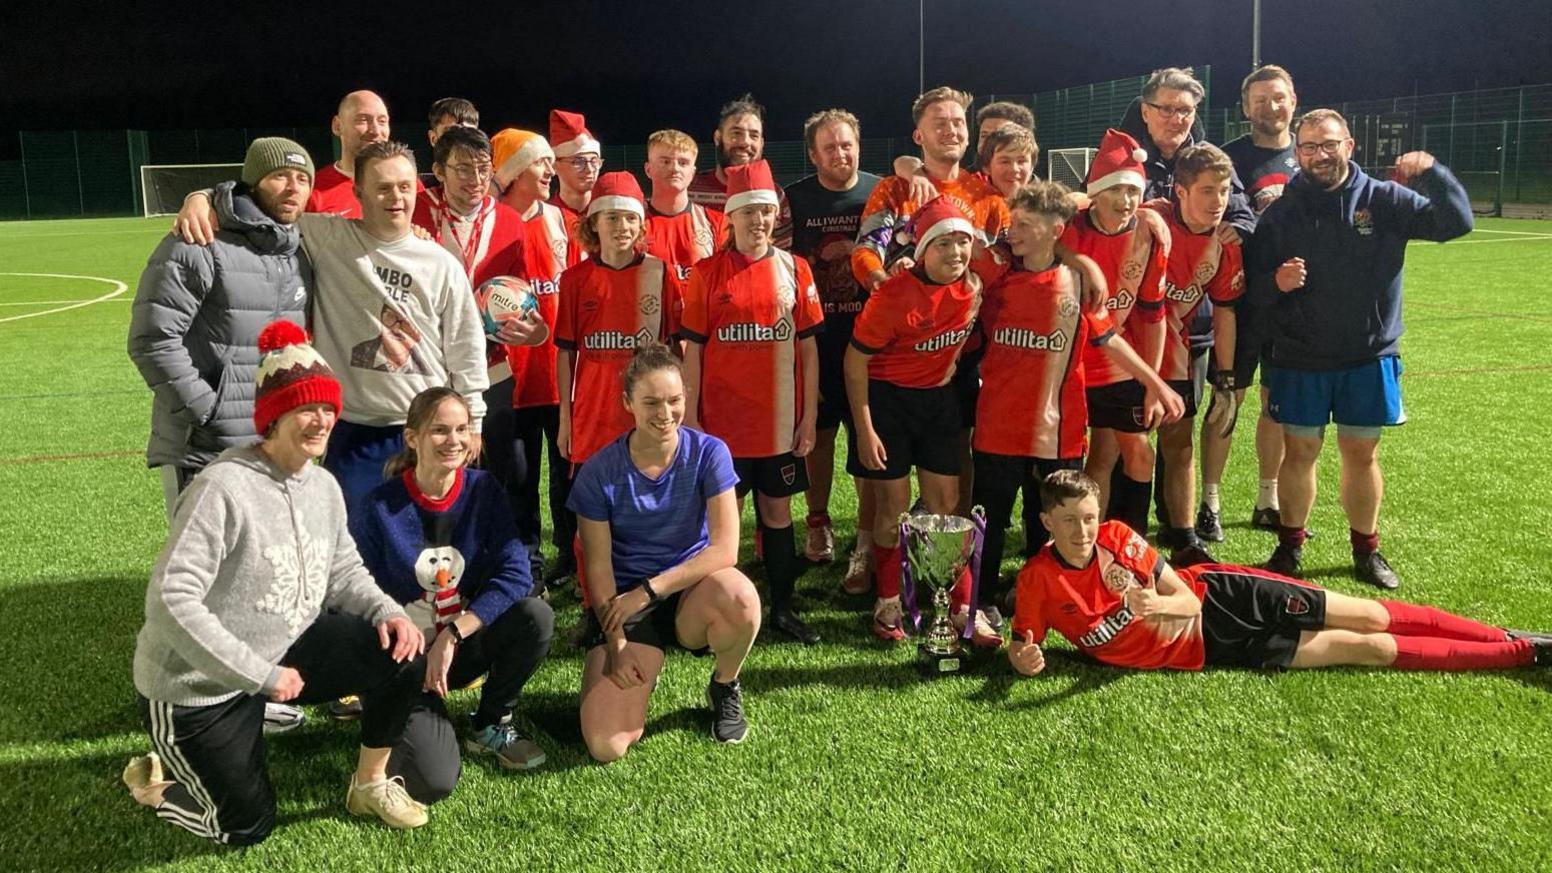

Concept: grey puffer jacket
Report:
left=128, top=182, right=311, bottom=469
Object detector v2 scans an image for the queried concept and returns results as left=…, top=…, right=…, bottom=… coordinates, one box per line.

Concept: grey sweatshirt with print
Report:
left=133, top=445, right=407, bottom=706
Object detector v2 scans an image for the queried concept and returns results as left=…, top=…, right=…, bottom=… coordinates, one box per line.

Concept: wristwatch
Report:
left=446, top=620, right=468, bottom=645
left=641, top=579, right=661, bottom=604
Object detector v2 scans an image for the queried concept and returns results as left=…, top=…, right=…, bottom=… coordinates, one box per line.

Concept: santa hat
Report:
left=549, top=110, right=601, bottom=158
left=586, top=172, right=646, bottom=219
left=724, top=159, right=780, bottom=214
left=253, top=320, right=341, bottom=435
left=491, top=128, right=555, bottom=187
left=910, top=196, right=976, bottom=261
left=1086, top=128, right=1149, bottom=195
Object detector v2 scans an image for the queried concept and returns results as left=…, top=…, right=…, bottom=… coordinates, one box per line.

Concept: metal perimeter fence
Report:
left=2, top=74, right=1549, bottom=219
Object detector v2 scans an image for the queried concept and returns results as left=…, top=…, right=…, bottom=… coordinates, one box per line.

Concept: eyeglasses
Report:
left=1295, top=139, right=1347, bottom=156
left=566, top=156, right=602, bottom=171
left=445, top=162, right=493, bottom=181
left=1144, top=101, right=1196, bottom=120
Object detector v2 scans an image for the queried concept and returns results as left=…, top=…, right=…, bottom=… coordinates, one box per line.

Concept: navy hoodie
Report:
left=1245, top=160, right=1472, bottom=370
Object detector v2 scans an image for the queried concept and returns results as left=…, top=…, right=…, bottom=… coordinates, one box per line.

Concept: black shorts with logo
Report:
left=733, top=452, right=810, bottom=499
left=1086, top=381, right=1150, bottom=433
left=577, top=589, right=711, bottom=655
left=1200, top=568, right=1327, bottom=669
left=852, top=379, right=962, bottom=481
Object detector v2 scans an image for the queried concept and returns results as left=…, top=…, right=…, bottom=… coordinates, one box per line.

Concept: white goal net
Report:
left=140, top=164, right=243, bottom=217
left=1048, top=148, right=1098, bottom=189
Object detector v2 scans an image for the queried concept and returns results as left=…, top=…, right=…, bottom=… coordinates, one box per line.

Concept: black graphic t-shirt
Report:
left=1222, top=136, right=1298, bottom=215
left=786, top=171, right=881, bottom=364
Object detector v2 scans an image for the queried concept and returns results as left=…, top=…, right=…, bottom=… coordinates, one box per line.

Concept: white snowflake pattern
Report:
left=256, top=533, right=330, bottom=636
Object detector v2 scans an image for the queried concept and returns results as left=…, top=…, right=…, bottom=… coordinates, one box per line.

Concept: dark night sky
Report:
left=3, top=0, right=1550, bottom=144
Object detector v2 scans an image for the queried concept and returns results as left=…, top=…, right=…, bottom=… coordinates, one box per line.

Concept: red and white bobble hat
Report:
left=549, top=109, right=601, bottom=159
left=1086, top=128, right=1149, bottom=196
left=252, top=320, right=341, bottom=435
left=910, top=195, right=976, bottom=261
left=490, top=128, right=555, bottom=188
left=724, top=159, right=780, bottom=214
left=586, top=172, right=646, bottom=219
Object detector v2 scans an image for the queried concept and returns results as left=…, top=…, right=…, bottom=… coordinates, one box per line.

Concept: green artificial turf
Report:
left=1, top=217, right=1550, bottom=871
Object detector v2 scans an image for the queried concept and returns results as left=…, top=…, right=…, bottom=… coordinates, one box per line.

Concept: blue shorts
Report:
left=1266, top=357, right=1405, bottom=432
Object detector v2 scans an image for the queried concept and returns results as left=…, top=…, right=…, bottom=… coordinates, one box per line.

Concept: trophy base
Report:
left=918, top=643, right=965, bottom=676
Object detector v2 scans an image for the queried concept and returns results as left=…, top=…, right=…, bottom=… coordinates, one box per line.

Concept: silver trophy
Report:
left=899, top=507, right=986, bottom=675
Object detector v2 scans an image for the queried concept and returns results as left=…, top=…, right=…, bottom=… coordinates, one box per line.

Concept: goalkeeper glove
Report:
left=1204, top=370, right=1240, bottom=438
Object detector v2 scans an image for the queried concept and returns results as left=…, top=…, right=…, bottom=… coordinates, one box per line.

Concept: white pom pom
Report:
left=1132, top=148, right=1148, bottom=162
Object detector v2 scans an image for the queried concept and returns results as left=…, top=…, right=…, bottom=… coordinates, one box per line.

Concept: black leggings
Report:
left=971, top=453, right=1082, bottom=607
left=510, top=404, right=574, bottom=573
left=137, top=613, right=423, bottom=846
left=386, top=597, right=556, bottom=802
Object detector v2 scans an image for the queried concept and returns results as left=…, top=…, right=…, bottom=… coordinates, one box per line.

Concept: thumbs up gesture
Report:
left=1008, top=629, right=1047, bottom=676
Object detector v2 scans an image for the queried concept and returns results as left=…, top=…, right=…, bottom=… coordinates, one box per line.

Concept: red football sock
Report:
left=1350, top=528, right=1380, bottom=555
left=1279, top=524, right=1308, bottom=550
left=1380, top=600, right=1507, bottom=643
left=1390, top=636, right=1533, bottom=671
left=874, top=544, right=901, bottom=598
left=949, top=566, right=973, bottom=614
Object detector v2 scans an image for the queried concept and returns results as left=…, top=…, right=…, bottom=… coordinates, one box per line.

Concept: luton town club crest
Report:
left=1354, top=208, right=1375, bottom=236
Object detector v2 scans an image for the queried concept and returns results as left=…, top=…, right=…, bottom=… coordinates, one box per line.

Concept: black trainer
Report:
left=1195, top=504, right=1225, bottom=542
left=1534, top=640, right=1552, bottom=667
left=1171, top=543, right=1217, bottom=568
left=1250, top=506, right=1282, bottom=530
left=771, top=608, right=820, bottom=646
left=1505, top=629, right=1552, bottom=645
left=1266, top=544, right=1303, bottom=577
left=707, top=677, right=748, bottom=743
left=1354, top=551, right=1401, bottom=590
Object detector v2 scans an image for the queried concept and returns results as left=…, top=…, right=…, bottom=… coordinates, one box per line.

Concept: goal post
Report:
left=139, top=164, right=243, bottom=217
left=1048, top=148, right=1098, bottom=189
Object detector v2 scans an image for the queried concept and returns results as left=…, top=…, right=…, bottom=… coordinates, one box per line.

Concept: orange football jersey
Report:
left=1058, top=208, right=1168, bottom=388
left=1144, top=201, right=1245, bottom=381
left=851, top=171, right=1010, bottom=285
left=1014, top=520, right=1207, bottom=671
left=975, top=262, right=1115, bottom=459
left=555, top=254, right=682, bottom=464
left=850, top=267, right=982, bottom=389
left=680, top=249, right=824, bottom=458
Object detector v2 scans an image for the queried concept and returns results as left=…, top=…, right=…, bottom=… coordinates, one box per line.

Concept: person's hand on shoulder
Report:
left=172, top=191, right=218, bottom=245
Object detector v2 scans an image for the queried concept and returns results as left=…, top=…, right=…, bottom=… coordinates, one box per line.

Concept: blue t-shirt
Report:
left=566, top=427, right=738, bottom=594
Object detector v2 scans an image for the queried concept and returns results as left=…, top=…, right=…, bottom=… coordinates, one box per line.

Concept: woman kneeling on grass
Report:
left=570, top=343, right=760, bottom=761
left=352, top=386, right=555, bottom=789
left=125, top=321, right=430, bottom=844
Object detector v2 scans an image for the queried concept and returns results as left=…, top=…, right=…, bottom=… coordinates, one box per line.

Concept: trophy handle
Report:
left=898, top=514, right=922, bottom=633
left=962, top=508, right=989, bottom=641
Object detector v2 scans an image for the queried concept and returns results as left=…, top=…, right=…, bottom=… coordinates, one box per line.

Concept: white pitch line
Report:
left=1419, top=236, right=1552, bottom=245
left=0, top=298, right=132, bottom=307
left=0, top=272, right=130, bottom=324
left=1469, top=228, right=1552, bottom=236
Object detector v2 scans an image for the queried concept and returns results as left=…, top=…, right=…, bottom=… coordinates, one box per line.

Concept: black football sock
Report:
left=762, top=523, right=797, bottom=613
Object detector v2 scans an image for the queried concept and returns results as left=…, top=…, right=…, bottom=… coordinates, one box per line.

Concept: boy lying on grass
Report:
left=1009, top=469, right=1552, bottom=675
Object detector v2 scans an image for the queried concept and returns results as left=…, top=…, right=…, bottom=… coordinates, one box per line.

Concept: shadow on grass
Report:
left=0, top=748, right=226, bottom=871
left=0, top=575, right=148, bottom=744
